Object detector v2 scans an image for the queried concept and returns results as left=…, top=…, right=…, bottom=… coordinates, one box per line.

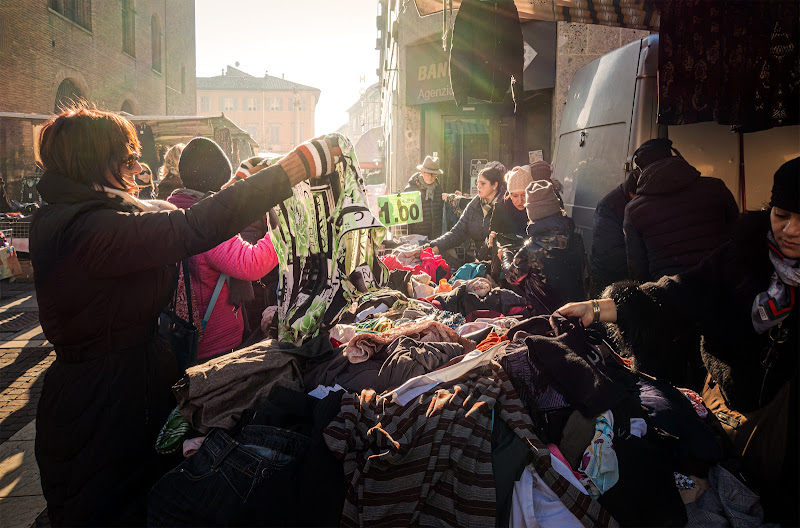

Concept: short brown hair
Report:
left=38, top=103, right=140, bottom=193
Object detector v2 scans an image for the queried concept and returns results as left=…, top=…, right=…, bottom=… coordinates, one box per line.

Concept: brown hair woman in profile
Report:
left=32, top=104, right=339, bottom=526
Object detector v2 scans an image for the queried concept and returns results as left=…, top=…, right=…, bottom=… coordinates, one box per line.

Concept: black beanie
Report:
left=178, top=137, right=232, bottom=193
left=633, top=138, right=674, bottom=169
left=771, top=157, right=800, bottom=214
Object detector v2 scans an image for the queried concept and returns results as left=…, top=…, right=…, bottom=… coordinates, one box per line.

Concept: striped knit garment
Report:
left=323, top=362, right=616, bottom=528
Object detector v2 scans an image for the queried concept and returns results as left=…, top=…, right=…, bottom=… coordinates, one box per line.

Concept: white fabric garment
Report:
left=390, top=243, right=424, bottom=266
left=550, top=452, right=588, bottom=495
left=456, top=321, right=490, bottom=336
left=330, top=324, right=357, bottom=344
left=99, top=185, right=177, bottom=212
left=308, top=384, right=346, bottom=399
left=355, top=303, right=389, bottom=322
left=385, top=342, right=509, bottom=405
left=411, top=272, right=435, bottom=298
left=630, top=417, right=647, bottom=438
left=475, top=317, right=523, bottom=331
left=510, top=466, right=583, bottom=528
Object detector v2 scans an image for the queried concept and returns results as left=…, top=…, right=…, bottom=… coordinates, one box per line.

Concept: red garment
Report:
left=476, top=331, right=507, bottom=351
left=380, top=254, right=412, bottom=271
left=412, top=248, right=451, bottom=280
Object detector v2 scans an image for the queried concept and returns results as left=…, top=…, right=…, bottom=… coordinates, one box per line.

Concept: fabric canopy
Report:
left=415, top=0, right=660, bottom=30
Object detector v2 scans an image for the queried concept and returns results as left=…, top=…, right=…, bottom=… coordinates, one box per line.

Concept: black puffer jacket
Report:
left=32, top=165, right=293, bottom=526
left=501, top=215, right=588, bottom=314
left=430, top=195, right=495, bottom=261
left=608, top=211, right=797, bottom=413
left=624, top=157, right=739, bottom=281
left=403, top=173, right=443, bottom=240
left=605, top=212, right=798, bottom=524
left=590, top=179, right=634, bottom=291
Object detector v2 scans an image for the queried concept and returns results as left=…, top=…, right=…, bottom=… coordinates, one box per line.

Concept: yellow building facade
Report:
left=196, top=65, right=319, bottom=154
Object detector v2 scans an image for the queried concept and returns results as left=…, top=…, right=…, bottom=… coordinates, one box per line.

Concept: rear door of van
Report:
left=553, top=36, right=656, bottom=250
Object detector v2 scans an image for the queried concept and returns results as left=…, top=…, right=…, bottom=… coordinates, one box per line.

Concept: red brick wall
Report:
left=0, top=0, right=196, bottom=116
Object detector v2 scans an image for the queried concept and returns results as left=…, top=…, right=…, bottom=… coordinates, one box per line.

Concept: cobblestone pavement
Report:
left=0, top=280, right=53, bottom=528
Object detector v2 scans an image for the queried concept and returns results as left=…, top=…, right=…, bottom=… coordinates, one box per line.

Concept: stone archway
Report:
left=54, top=78, right=84, bottom=112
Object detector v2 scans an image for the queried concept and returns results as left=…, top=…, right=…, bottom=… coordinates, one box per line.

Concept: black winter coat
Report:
left=431, top=195, right=495, bottom=261
left=490, top=195, right=528, bottom=237
left=590, top=182, right=633, bottom=290
left=624, top=157, right=739, bottom=281
left=609, top=211, right=797, bottom=413
left=32, top=166, right=293, bottom=526
left=606, top=212, right=798, bottom=523
left=501, top=215, right=588, bottom=314
left=403, top=173, right=443, bottom=240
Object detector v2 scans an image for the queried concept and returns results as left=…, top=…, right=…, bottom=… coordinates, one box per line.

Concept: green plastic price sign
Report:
left=377, top=192, right=423, bottom=226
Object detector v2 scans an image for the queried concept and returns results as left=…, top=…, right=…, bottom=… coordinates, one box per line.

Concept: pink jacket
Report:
left=168, top=191, right=278, bottom=359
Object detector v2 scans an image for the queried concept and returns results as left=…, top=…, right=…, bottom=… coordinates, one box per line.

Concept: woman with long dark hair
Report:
left=429, top=161, right=506, bottom=263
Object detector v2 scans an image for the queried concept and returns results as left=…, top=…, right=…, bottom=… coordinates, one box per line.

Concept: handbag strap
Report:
left=202, top=273, right=228, bottom=331
left=182, top=259, right=194, bottom=325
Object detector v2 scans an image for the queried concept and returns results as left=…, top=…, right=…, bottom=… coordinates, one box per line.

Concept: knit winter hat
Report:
left=529, top=160, right=553, bottom=181
left=178, top=137, right=232, bottom=193
left=525, top=180, right=562, bottom=222
left=771, top=157, right=800, bottom=214
left=505, top=166, right=533, bottom=194
left=633, top=138, right=675, bottom=169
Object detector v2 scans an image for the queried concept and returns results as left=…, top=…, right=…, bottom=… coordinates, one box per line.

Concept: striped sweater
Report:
left=323, top=362, right=615, bottom=527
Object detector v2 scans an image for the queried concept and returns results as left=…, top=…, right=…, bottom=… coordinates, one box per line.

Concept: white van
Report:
left=553, top=34, right=800, bottom=249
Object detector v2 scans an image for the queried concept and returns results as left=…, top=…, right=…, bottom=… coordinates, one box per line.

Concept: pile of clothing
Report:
left=147, top=144, right=772, bottom=527
left=148, top=270, right=769, bottom=526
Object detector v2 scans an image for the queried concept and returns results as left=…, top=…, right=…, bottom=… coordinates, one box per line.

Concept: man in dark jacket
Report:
left=403, top=155, right=444, bottom=240
left=589, top=172, right=637, bottom=292
left=624, top=138, right=739, bottom=282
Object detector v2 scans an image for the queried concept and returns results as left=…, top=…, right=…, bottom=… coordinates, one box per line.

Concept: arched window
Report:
left=54, top=78, right=83, bottom=112
left=122, top=0, right=135, bottom=56
left=151, top=14, right=161, bottom=73
left=121, top=100, right=134, bottom=115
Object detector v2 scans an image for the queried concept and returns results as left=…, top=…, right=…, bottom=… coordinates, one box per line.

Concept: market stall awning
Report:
left=414, top=0, right=660, bottom=30
left=354, top=126, right=384, bottom=167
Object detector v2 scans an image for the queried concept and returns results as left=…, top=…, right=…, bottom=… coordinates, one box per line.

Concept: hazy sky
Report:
left=195, top=0, right=380, bottom=134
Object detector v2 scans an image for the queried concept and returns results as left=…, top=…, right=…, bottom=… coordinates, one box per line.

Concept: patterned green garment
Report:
left=155, top=406, right=190, bottom=455
left=270, top=134, right=388, bottom=344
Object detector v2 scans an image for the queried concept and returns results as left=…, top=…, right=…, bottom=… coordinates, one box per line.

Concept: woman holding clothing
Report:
left=558, top=158, right=800, bottom=525
left=167, top=137, right=280, bottom=360
left=31, top=104, right=339, bottom=526
left=428, top=161, right=505, bottom=263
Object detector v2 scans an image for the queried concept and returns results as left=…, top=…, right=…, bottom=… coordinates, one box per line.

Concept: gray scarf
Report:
left=751, top=231, right=800, bottom=333
left=480, top=193, right=498, bottom=218
left=414, top=173, right=439, bottom=201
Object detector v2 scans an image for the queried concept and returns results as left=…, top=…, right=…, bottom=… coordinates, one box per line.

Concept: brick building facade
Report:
left=196, top=65, right=319, bottom=155
left=0, top=0, right=196, bottom=202
left=0, top=0, right=196, bottom=115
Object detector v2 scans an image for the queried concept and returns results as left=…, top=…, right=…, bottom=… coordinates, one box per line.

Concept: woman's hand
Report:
left=557, top=298, right=618, bottom=327
left=441, top=192, right=449, bottom=201
left=431, top=245, right=440, bottom=255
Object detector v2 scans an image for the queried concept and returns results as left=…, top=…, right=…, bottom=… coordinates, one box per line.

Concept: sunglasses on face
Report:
left=139, top=169, right=151, bottom=176
left=122, top=153, right=141, bottom=170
